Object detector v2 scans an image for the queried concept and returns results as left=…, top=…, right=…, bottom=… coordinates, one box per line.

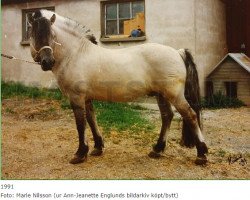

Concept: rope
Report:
left=1, top=53, right=40, bottom=65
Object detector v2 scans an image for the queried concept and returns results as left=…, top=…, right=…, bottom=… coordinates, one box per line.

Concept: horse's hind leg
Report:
left=86, top=100, right=104, bottom=156
left=149, top=94, right=173, bottom=158
left=171, top=95, right=208, bottom=165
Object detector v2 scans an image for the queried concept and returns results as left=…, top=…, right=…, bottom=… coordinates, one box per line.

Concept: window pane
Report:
left=106, top=4, right=117, bottom=20
left=119, top=19, right=129, bottom=35
left=132, top=1, right=144, bottom=18
left=106, top=20, right=118, bottom=35
left=225, top=82, right=237, bottom=98
left=25, top=12, right=33, bottom=40
left=26, top=25, right=32, bottom=41
left=119, top=2, right=130, bottom=19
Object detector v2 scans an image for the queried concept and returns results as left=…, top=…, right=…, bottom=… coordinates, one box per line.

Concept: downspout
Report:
left=194, top=0, right=197, bottom=57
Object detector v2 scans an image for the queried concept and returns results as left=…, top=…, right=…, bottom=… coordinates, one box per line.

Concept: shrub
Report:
left=202, top=92, right=245, bottom=109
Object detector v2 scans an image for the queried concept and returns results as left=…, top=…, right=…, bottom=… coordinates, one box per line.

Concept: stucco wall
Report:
left=195, top=0, right=227, bottom=94
left=2, top=0, right=227, bottom=95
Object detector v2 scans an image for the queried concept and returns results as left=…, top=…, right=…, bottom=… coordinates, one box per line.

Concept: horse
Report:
left=28, top=10, right=208, bottom=165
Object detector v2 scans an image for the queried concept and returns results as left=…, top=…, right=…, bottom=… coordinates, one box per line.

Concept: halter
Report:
left=30, top=41, right=61, bottom=60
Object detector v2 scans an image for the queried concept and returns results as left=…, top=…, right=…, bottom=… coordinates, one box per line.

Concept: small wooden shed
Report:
left=206, top=53, right=250, bottom=106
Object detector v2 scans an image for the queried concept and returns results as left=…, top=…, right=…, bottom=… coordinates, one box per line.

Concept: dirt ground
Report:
left=1, top=98, right=250, bottom=179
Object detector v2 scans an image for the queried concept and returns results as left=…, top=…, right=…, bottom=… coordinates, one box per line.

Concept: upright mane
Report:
left=40, top=10, right=97, bottom=45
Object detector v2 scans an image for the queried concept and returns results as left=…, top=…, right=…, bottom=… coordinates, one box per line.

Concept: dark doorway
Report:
left=205, top=81, right=214, bottom=98
left=226, top=0, right=250, bottom=57
left=225, top=82, right=237, bottom=98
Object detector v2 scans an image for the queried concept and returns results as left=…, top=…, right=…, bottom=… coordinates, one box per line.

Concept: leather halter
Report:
left=30, top=41, right=61, bottom=60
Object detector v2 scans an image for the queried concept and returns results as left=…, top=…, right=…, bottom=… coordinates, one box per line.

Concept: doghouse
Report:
left=206, top=53, right=250, bottom=106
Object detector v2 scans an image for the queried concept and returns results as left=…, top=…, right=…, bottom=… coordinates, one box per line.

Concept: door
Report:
left=226, top=0, right=250, bottom=57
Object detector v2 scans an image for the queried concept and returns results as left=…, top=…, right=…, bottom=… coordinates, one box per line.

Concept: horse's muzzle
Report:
left=41, top=58, right=55, bottom=71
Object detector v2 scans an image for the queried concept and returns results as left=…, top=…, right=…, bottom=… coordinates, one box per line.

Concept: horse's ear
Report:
left=50, top=14, right=56, bottom=25
left=27, top=13, right=34, bottom=25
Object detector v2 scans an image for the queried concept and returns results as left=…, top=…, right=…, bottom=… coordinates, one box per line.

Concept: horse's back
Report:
left=113, top=43, right=187, bottom=98
left=118, top=43, right=186, bottom=82
left=117, top=43, right=186, bottom=74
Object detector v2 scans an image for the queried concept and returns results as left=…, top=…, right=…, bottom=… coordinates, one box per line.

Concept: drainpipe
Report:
left=194, top=0, right=197, bottom=57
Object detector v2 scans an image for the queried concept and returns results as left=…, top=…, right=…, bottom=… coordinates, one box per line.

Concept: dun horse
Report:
left=28, top=10, right=208, bottom=165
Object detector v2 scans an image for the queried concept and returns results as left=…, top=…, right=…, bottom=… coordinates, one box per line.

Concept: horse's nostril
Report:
left=42, top=59, right=47, bottom=67
left=41, top=59, right=55, bottom=68
left=41, top=58, right=55, bottom=71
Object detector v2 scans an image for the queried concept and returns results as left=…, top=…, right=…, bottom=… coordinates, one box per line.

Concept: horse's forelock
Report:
left=33, top=10, right=42, bottom=19
left=31, top=17, right=52, bottom=46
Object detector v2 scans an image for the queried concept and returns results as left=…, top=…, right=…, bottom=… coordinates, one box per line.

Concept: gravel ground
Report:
left=1, top=99, right=250, bottom=179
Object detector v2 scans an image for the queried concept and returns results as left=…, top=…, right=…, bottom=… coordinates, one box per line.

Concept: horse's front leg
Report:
left=86, top=100, right=104, bottom=156
left=70, top=101, right=89, bottom=164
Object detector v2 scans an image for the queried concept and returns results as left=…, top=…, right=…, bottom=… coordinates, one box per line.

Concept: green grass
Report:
left=2, top=81, right=155, bottom=133
left=93, top=101, right=155, bottom=133
left=1, top=81, right=63, bottom=100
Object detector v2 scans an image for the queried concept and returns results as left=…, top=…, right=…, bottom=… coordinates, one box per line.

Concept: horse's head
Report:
left=28, top=11, right=56, bottom=71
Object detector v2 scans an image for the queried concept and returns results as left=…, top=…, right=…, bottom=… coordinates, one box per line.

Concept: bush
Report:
left=202, top=92, right=245, bottom=109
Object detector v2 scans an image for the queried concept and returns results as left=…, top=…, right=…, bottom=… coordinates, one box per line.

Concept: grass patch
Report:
left=217, top=148, right=227, bottom=157
left=93, top=101, right=155, bottom=133
left=1, top=81, right=63, bottom=100
left=2, top=81, right=155, bottom=133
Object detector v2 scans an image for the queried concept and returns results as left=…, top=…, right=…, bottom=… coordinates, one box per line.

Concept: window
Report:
left=225, top=82, right=237, bottom=98
left=205, top=81, right=213, bottom=98
left=101, top=0, right=145, bottom=41
left=21, top=7, right=55, bottom=45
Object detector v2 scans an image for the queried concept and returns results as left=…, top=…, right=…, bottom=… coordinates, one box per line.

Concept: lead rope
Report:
left=1, top=53, right=40, bottom=65
left=1, top=40, right=62, bottom=65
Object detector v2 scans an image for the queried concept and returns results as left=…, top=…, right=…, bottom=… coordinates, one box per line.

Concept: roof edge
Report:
left=207, top=53, right=250, bottom=78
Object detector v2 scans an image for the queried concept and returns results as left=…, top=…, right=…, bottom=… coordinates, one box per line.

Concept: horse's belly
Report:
left=87, top=82, right=148, bottom=102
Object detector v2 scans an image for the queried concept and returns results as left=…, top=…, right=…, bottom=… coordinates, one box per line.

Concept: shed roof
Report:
left=207, top=53, right=250, bottom=78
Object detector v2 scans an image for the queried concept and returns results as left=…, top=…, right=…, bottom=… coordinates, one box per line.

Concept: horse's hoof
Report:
left=195, top=156, right=208, bottom=165
left=69, top=155, right=87, bottom=164
left=90, top=148, right=103, bottom=156
left=148, top=151, right=162, bottom=159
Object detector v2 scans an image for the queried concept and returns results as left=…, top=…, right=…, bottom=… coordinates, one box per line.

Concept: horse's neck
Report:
left=52, top=24, right=90, bottom=69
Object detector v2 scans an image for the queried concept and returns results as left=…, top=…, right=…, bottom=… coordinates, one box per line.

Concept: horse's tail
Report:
left=178, top=49, right=201, bottom=148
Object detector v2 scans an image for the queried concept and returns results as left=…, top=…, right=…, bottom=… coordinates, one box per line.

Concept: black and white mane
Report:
left=34, top=10, right=97, bottom=45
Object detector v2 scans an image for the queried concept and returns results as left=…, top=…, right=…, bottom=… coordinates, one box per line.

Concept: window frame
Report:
left=21, top=7, right=55, bottom=45
left=100, top=0, right=146, bottom=42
